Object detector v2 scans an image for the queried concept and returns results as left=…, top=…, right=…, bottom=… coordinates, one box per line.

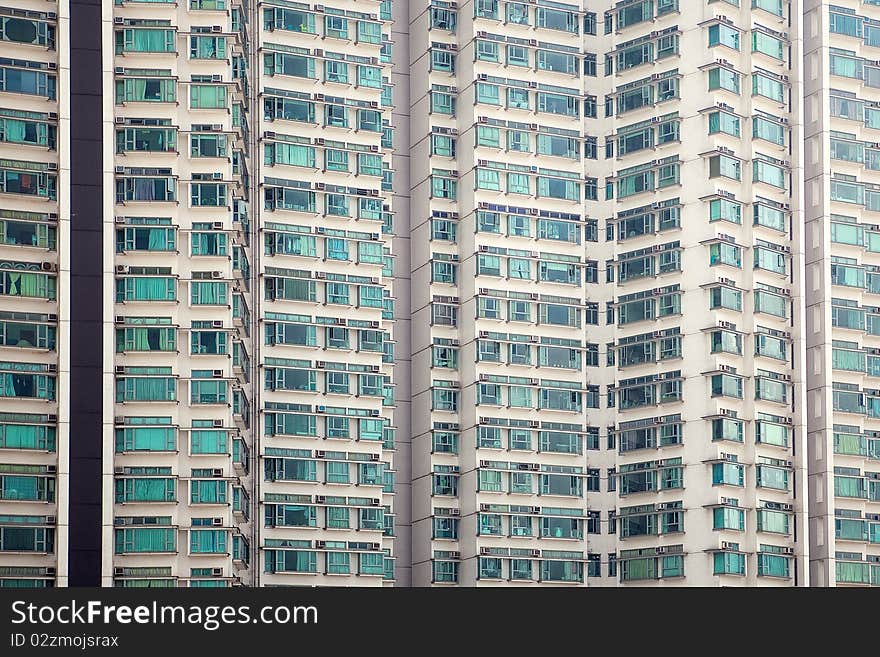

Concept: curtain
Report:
left=126, top=427, right=173, bottom=451
left=132, top=277, right=173, bottom=300
left=2, top=424, right=38, bottom=448
left=2, top=475, right=38, bottom=500
left=147, top=228, right=167, bottom=250
left=275, top=143, right=315, bottom=168
left=130, top=478, right=171, bottom=501
left=837, top=561, right=870, bottom=583
left=191, top=430, right=225, bottom=453
left=191, top=530, right=225, bottom=554
left=4, top=119, right=26, bottom=142
left=132, top=328, right=151, bottom=351
left=131, top=528, right=173, bottom=552
left=293, top=551, right=315, bottom=572
left=125, top=377, right=174, bottom=401
left=760, top=554, right=788, bottom=578
left=193, top=282, right=218, bottom=305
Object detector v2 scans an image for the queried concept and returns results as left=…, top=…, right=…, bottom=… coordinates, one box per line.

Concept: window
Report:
left=476, top=40, right=499, bottom=62
left=190, top=84, right=227, bottom=109
left=431, top=90, right=455, bottom=115
left=708, top=67, right=740, bottom=94
left=714, top=552, right=746, bottom=576
left=506, top=45, right=529, bottom=68
left=506, top=87, right=530, bottom=110
left=753, top=159, right=786, bottom=189
left=709, top=24, right=740, bottom=50
left=324, top=60, right=348, bottom=84
left=709, top=198, right=742, bottom=225
left=475, top=0, right=499, bottom=19
left=476, top=83, right=499, bottom=105
left=709, top=242, right=742, bottom=268
left=752, top=31, right=785, bottom=61
left=708, top=111, right=740, bottom=137
left=753, top=73, right=784, bottom=102
left=711, top=373, right=743, bottom=399
left=431, top=50, right=455, bottom=72
left=709, top=154, right=741, bottom=180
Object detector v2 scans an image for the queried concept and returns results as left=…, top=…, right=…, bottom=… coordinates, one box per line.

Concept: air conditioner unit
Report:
left=114, top=166, right=125, bottom=174
left=41, top=262, right=55, bottom=272
left=212, top=320, right=223, bottom=328
left=480, top=547, right=491, bottom=555
left=48, top=414, right=57, bottom=422
left=114, top=416, right=124, bottom=424
left=213, top=419, right=224, bottom=428
left=47, top=465, right=57, bottom=474
left=115, top=265, right=126, bottom=274
left=211, top=568, right=223, bottom=577
left=450, top=508, right=460, bottom=516
left=450, top=551, right=461, bottom=559
left=316, top=495, right=326, bottom=503
left=114, top=67, right=125, bottom=75
left=529, top=549, right=540, bottom=557
left=115, top=366, right=125, bottom=374
left=211, top=468, right=223, bottom=477
left=114, top=567, right=125, bottom=576
left=211, top=271, right=223, bottom=279
left=114, top=17, right=124, bottom=25
left=211, top=25, right=222, bottom=33
left=371, top=498, right=381, bottom=506
left=211, top=518, right=223, bottom=526
left=369, top=453, right=380, bottom=462
left=47, top=364, right=57, bottom=373
left=212, top=221, right=224, bottom=230
left=212, top=369, right=224, bottom=378
left=315, top=450, right=325, bottom=458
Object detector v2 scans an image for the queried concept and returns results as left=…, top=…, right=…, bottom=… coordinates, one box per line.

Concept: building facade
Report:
left=0, top=0, right=875, bottom=588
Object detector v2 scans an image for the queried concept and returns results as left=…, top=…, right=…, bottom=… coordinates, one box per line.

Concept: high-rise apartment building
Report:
left=409, top=0, right=805, bottom=587
left=0, top=0, right=876, bottom=588
left=804, top=0, right=880, bottom=588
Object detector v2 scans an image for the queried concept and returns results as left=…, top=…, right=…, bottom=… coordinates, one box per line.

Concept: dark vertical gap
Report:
left=68, top=0, right=104, bottom=586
